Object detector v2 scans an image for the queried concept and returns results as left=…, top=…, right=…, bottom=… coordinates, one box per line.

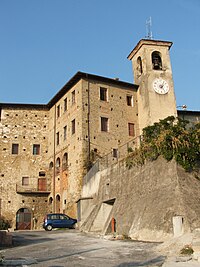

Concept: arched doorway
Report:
left=56, top=194, right=60, bottom=213
left=16, top=208, right=32, bottom=230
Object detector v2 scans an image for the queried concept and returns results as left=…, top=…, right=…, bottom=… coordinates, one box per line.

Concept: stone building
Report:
left=0, top=38, right=199, bottom=230
left=0, top=104, right=50, bottom=230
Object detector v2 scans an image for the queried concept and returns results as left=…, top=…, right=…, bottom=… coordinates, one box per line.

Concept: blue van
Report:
left=43, top=213, right=77, bottom=231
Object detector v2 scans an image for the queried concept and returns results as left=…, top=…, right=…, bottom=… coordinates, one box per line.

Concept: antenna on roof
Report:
left=145, top=17, right=153, bottom=39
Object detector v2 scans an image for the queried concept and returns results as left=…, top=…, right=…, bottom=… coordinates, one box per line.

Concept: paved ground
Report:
left=1, top=230, right=200, bottom=266
left=0, top=229, right=165, bottom=266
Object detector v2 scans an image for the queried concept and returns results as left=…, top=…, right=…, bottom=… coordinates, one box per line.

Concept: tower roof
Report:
left=127, top=39, right=173, bottom=60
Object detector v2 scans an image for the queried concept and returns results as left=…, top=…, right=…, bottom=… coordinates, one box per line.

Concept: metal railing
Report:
left=83, top=135, right=142, bottom=184
left=99, top=135, right=141, bottom=170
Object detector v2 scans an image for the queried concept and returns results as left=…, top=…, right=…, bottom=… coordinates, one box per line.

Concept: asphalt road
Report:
left=0, top=229, right=165, bottom=266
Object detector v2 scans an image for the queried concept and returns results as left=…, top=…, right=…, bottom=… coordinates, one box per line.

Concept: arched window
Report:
left=62, top=153, right=68, bottom=170
left=49, top=197, right=53, bottom=204
left=56, top=194, right=60, bottom=213
left=137, top=56, right=143, bottom=75
left=49, top=162, right=53, bottom=170
left=56, top=157, right=60, bottom=175
left=152, top=51, right=162, bottom=70
left=56, top=157, right=60, bottom=168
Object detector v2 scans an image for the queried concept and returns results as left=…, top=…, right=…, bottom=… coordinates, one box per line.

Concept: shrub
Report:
left=0, top=217, right=11, bottom=230
left=180, top=244, right=194, bottom=255
left=126, top=116, right=200, bottom=172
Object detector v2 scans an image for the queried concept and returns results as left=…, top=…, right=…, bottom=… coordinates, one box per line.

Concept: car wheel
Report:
left=70, top=223, right=77, bottom=229
left=46, top=224, right=52, bottom=231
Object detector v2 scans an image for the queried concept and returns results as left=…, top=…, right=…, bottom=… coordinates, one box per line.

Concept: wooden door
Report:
left=16, top=208, right=31, bottom=230
left=38, top=178, right=46, bottom=191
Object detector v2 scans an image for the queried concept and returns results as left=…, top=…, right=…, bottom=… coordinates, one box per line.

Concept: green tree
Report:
left=126, top=116, right=200, bottom=172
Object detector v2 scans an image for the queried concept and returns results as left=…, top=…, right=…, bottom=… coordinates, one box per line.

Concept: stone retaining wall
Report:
left=0, top=231, right=12, bottom=247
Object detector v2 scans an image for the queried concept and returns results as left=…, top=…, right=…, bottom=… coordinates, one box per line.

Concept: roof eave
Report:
left=127, top=39, right=173, bottom=60
left=47, top=71, right=138, bottom=108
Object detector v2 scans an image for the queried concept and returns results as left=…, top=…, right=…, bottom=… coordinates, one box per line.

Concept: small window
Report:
left=64, top=98, right=67, bottom=112
left=33, top=144, right=40, bottom=155
left=128, top=123, right=135, bottom=137
left=101, top=117, right=108, bottom=132
left=12, top=143, right=19, bottom=154
left=72, top=119, right=75, bottom=134
left=100, top=87, right=108, bottom=101
left=56, top=132, right=60, bottom=145
left=127, top=95, right=133, bottom=107
left=63, top=126, right=67, bottom=140
left=72, top=90, right=75, bottom=105
left=39, top=171, right=46, bottom=177
left=113, top=148, right=118, bottom=158
left=57, top=105, right=60, bottom=118
left=22, top=176, right=29, bottom=186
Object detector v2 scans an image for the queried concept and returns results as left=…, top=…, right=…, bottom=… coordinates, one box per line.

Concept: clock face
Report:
left=153, top=78, right=169, bottom=95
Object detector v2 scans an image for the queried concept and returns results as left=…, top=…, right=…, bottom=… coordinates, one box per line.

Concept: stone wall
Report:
left=0, top=230, right=12, bottom=247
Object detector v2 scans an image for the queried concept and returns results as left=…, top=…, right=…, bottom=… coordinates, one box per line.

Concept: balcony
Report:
left=16, top=178, right=51, bottom=194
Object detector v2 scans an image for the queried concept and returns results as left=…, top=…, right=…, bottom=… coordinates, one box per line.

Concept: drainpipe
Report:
left=53, top=105, right=56, bottom=213
left=86, top=75, right=91, bottom=163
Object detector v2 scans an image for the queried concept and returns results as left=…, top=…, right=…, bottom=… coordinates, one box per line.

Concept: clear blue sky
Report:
left=0, top=0, right=200, bottom=111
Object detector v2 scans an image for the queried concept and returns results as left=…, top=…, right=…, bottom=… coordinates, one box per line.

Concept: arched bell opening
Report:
left=152, top=51, right=162, bottom=70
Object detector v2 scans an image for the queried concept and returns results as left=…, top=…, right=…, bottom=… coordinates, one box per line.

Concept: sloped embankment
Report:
left=80, top=156, right=200, bottom=242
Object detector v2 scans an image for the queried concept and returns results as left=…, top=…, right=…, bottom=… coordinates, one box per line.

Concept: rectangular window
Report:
left=56, top=132, right=60, bottom=145
left=64, top=98, right=67, bottom=112
left=127, top=95, right=134, bottom=106
left=57, top=105, right=60, bottom=118
left=63, top=126, right=67, bottom=140
left=100, top=87, right=108, bottom=101
left=113, top=148, right=118, bottom=158
left=128, top=123, right=135, bottom=137
left=72, top=90, right=75, bottom=105
left=33, top=144, right=40, bottom=155
left=12, top=143, right=19, bottom=154
left=22, top=176, right=29, bottom=186
left=101, top=117, right=108, bottom=132
left=72, top=119, right=75, bottom=134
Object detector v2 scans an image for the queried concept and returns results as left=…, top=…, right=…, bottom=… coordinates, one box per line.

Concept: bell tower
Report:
left=128, top=39, right=177, bottom=135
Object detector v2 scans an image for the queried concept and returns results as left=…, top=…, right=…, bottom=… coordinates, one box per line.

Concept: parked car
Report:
left=43, top=213, right=77, bottom=231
